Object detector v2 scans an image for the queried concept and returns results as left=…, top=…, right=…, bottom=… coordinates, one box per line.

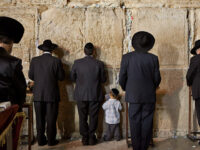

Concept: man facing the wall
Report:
left=186, top=40, right=200, bottom=145
left=119, top=31, right=161, bottom=150
left=0, top=17, right=27, bottom=111
left=29, top=40, right=65, bottom=146
left=71, top=43, right=107, bottom=146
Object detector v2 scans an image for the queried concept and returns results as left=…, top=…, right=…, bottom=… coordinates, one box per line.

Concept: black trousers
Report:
left=104, top=123, right=121, bottom=140
left=129, top=103, right=155, bottom=150
left=34, top=102, right=58, bottom=144
left=77, top=101, right=100, bottom=138
left=195, top=99, right=200, bottom=126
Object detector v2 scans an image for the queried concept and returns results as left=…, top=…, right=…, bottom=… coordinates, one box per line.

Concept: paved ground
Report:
left=20, top=137, right=200, bottom=150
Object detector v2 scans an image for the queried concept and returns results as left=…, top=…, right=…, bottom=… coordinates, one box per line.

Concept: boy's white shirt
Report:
left=102, top=98, right=122, bottom=124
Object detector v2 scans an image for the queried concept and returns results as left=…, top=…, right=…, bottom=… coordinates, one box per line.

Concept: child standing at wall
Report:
left=102, top=88, right=122, bottom=141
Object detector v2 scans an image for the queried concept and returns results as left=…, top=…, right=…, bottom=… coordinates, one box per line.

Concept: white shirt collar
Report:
left=85, top=55, right=93, bottom=58
left=109, top=98, right=117, bottom=101
left=43, top=51, right=52, bottom=55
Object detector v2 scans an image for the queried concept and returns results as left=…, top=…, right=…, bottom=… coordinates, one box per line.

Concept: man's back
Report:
left=119, top=51, right=161, bottom=103
left=29, top=54, right=65, bottom=102
left=71, top=56, right=106, bottom=101
left=186, top=54, right=200, bottom=99
left=0, top=47, right=26, bottom=105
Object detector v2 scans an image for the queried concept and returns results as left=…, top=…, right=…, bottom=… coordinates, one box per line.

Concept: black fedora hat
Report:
left=132, top=31, right=155, bottom=52
left=191, top=40, right=200, bottom=55
left=38, top=40, right=58, bottom=51
left=0, top=16, right=24, bottom=43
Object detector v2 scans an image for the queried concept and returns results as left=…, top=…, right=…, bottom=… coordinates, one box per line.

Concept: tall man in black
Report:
left=29, top=40, right=65, bottom=146
left=119, top=31, right=161, bottom=150
left=71, top=43, right=106, bottom=145
left=0, top=17, right=26, bottom=111
left=186, top=40, right=200, bottom=145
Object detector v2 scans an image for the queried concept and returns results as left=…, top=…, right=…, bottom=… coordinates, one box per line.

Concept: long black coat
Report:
left=119, top=51, right=161, bottom=103
left=186, top=55, right=200, bottom=100
left=29, top=53, right=65, bottom=102
left=70, top=56, right=106, bottom=101
left=0, top=47, right=26, bottom=106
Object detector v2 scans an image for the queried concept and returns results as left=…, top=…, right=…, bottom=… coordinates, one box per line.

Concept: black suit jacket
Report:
left=29, top=53, right=65, bottom=102
left=70, top=56, right=106, bottom=101
left=119, top=51, right=161, bottom=103
left=0, top=47, right=26, bottom=106
left=186, top=55, right=200, bottom=100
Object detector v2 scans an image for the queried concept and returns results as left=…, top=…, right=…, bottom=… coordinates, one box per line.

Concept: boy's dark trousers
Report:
left=104, top=123, right=121, bottom=141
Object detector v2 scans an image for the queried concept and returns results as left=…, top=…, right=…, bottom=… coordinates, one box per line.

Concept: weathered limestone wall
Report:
left=1, top=0, right=200, bottom=139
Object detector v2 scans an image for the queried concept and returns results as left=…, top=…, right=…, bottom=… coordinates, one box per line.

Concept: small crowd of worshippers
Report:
left=0, top=16, right=200, bottom=150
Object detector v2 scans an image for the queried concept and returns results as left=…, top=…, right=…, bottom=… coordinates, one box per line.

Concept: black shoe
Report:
left=198, top=140, right=200, bottom=145
left=48, top=140, right=59, bottom=146
left=82, top=137, right=89, bottom=146
left=38, top=140, right=47, bottom=146
left=89, top=136, right=98, bottom=145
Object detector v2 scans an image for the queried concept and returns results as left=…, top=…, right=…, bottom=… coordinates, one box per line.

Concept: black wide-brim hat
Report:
left=191, top=40, right=200, bottom=55
left=38, top=40, right=58, bottom=51
left=0, top=16, right=24, bottom=43
left=132, top=31, right=155, bottom=52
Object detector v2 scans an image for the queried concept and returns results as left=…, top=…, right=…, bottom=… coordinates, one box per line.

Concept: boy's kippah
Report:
left=111, top=88, right=119, bottom=97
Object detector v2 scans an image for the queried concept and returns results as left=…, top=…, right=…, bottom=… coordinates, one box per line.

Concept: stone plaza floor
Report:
left=19, top=137, right=200, bottom=150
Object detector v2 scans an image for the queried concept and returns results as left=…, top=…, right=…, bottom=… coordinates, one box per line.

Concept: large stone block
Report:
left=141, top=0, right=200, bottom=2
left=39, top=8, right=85, bottom=65
left=124, top=0, right=200, bottom=7
left=68, top=0, right=119, bottom=4
left=0, top=8, right=36, bottom=78
left=68, top=0, right=99, bottom=3
left=33, top=0, right=67, bottom=5
left=154, top=69, right=188, bottom=137
left=0, top=0, right=12, bottom=6
left=13, top=0, right=30, bottom=4
left=85, top=8, right=125, bottom=68
left=14, top=0, right=67, bottom=6
left=32, top=0, right=52, bottom=3
left=140, top=0, right=192, bottom=2
left=31, top=0, right=56, bottom=4
left=129, top=8, right=188, bottom=68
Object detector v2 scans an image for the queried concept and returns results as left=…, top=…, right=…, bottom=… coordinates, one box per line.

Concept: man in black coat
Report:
left=29, top=40, right=65, bottom=146
left=71, top=43, right=106, bottom=145
left=0, top=17, right=27, bottom=111
left=186, top=40, right=200, bottom=145
left=119, top=31, right=161, bottom=150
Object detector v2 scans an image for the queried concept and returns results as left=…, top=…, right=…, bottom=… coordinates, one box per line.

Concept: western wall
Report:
left=1, top=0, right=200, bottom=139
